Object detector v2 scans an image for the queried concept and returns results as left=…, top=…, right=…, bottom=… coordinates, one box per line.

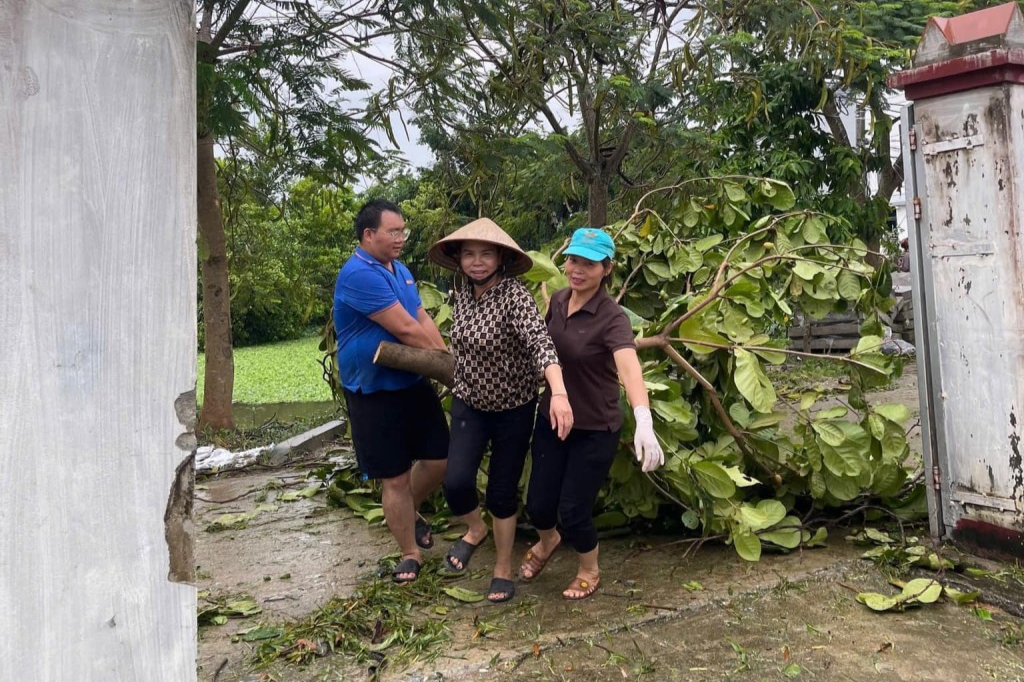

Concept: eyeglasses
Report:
left=377, top=227, right=410, bottom=241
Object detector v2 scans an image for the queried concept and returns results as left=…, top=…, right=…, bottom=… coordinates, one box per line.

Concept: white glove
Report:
left=633, top=405, right=664, bottom=473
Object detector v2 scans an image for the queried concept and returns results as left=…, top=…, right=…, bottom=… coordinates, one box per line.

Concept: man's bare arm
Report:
left=369, top=303, right=445, bottom=350
left=416, top=307, right=448, bottom=351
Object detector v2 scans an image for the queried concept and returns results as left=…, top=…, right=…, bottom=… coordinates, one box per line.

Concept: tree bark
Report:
left=197, top=133, right=235, bottom=430
left=373, top=342, right=454, bottom=388
left=588, top=173, right=610, bottom=227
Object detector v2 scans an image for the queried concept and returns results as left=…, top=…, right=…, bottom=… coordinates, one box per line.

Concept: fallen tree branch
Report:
left=373, top=342, right=454, bottom=388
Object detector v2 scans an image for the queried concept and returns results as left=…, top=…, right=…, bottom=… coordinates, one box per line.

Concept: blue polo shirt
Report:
left=333, top=247, right=424, bottom=393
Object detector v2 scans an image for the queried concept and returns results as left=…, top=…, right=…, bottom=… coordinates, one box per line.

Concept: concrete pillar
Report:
left=892, top=2, right=1024, bottom=557
left=0, top=2, right=197, bottom=679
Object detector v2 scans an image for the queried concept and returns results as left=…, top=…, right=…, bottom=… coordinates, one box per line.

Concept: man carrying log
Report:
left=333, top=199, right=450, bottom=583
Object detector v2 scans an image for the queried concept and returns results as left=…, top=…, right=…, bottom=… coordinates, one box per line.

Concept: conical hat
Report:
left=427, top=218, right=533, bottom=277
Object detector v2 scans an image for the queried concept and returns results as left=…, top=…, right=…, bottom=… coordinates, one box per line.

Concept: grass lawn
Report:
left=197, top=335, right=333, bottom=405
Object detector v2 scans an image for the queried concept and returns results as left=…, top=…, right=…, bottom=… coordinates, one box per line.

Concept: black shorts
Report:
left=343, top=380, right=449, bottom=480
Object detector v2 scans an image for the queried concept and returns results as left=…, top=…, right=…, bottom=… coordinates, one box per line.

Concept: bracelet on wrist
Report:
left=551, top=392, right=568, bottom=397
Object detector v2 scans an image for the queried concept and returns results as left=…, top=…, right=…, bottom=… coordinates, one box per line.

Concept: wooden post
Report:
left=0, top=2, right=197, bottom=680
left=374, top=342, right=455, bottom=388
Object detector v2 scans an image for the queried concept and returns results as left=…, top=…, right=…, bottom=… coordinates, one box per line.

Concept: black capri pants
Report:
left=526, top=414, right=620, bottom=554
left=443, top=396, right=537, bottom=520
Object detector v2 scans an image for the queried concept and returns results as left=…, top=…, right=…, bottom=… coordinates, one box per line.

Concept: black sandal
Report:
left=487, top=577, right=516, bottom=603
left=415, top=517, right=434, bottom=550
left=444, top=536, right=486, bottom=573
left=392, top=558, right=421, bottom=584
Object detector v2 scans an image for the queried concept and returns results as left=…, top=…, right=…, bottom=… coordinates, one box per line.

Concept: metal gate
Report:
left=901, top=87, right=1024, bottom=552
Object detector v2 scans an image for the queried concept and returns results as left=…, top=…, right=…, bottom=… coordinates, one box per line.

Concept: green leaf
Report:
left=678, top=315, right=729, bottom=354
left=944, top=586, right=980, bottom=605
left=734, top=349, right=777, bottom=413
left=692, top=460, right=737, bottom=498
left=975, top=607, right=993, bottom=621
left=748, top=411, right=786, bottom=429
left=864, top=528, right=894, bottom=544
left=874, top=404, right=910, bottom=425
left=724, top=466, right=759, bottom=487
left=856, top=591, right=900, bottom=611
left=902, top=578, right=942, bottom=604
left=837, top=270, right=862, bottom=301
left=783, top=663, right=802, bottom=677
left=804, top=527, right=828, bottom=547
left=765, top=182, right=796, bottom=210
left=854, top=335, right=884, bottom=355
left=681, top=510, right=700, bottom=529
left=418, top=284, right=445, bottom=309
left=801, top=216, right=825, bottom=243
left=823, top=470, right=860, bottom=501
left=792, top=260, right=824, bottom=281
left=279, top=485, right=321, bottom=502
left=761, top=516, right=802, bottom=549
left=523, top=250, right=562, bottom=283
left=816, top=406, right=848, bottom=420
left=724, top=182, right=747, bottom=202
left=443, top=586, right=485, bottom=603
left=733, top=528, right=762, bottom=561
left=752, top=348, right=787, bottom=365
left=695, top=234, right=724, bottom=252
left=651, top=399, right=694, bottom=424
left=739, top=499, right=786, bottom=531
left=812, top=421, right=845, bottom=447
left=646, top=261, right=672, bottom=279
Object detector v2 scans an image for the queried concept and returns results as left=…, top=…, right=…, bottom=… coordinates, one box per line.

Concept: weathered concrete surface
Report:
left=195, top=367, right=1023, bottom=682
left=196, top=467, right=1024, bottom=682
left=1, top=1, right=197, bottom=680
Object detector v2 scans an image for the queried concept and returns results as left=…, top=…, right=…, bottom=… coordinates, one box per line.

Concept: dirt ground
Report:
left=195, top=362, right=1024, bottom=682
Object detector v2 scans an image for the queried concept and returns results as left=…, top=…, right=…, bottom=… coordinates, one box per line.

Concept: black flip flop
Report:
left=444, top=536, right=486, bottom=573
left=487, top=577, right=516, bottom=603
left=415, top=518, right=434, bottom=550
left=392, top=557, right=421, bottom=584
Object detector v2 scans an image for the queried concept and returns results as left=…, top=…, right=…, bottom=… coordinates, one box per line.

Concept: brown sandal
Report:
left=519, top=547, right=554, bottom=581
left=563, top=575, right=600, bottom=600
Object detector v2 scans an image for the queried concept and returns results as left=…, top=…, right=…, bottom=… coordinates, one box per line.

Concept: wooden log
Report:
left=374, top=341, right=455, bottom=388
left=788, top=337, right=861, bottom=351
left=788, top=322, right=862, bottom=338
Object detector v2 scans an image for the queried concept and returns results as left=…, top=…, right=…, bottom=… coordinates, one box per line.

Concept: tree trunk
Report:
left=588, top=174, right=610, bottom=227
left=374, top=342, right=454, bottom=387
left=197, top=133, right=235, bottom=430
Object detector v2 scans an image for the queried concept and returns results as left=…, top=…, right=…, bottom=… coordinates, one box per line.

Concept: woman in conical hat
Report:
left=427, top=218, right=574, bottom=603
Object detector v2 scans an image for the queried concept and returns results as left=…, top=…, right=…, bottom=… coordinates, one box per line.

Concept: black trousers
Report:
left=443, top=397, right=537, bottom=519
left=526, top=415, right=620, bottom=554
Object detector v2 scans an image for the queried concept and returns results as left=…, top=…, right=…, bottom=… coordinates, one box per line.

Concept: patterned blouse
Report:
left=450, top=277, right=560, bottom=412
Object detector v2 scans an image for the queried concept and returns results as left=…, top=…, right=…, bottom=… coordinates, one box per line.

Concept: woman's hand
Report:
left=632, top=405, right=664, bottom=472
left=549, top=393, right=574, bottom=440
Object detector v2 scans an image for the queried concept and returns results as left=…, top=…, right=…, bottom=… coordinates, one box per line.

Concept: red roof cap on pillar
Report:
left=889, top=2, right=1024, bottom=101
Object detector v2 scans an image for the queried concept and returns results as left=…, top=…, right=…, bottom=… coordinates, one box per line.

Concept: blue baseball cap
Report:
left=563, top=228, right=615, bottom=262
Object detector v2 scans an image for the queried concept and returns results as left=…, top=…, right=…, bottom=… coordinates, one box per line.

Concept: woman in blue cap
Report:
left=519, top=227, right=664, bottom=600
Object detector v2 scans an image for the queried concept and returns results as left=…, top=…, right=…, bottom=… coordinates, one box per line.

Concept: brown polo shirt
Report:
left=539, top=287, right=636, bottom=431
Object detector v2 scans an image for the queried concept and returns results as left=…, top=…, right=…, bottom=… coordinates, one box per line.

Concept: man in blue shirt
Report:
left=334, top=199, right=450, bottom=583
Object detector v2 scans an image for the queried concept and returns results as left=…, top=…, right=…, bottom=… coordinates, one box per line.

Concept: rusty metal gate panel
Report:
left=904, top=86, right=1024, bottom=546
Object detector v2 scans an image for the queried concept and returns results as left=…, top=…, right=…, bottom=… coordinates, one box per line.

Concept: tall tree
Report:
left=395, top=0, right=696, bottom=227
left=195, top=0, right=387, bottom=429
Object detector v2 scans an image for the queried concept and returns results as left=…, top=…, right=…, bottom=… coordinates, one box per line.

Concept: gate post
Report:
left=0, top=2, right=197, bottom=679
left=892, top=2, right=1024, bottom=558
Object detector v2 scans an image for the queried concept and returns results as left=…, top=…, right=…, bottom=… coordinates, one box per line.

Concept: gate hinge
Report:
left=932, top=466, right=942, bottom=490
left=913, top=197, right=922, bottom=221
left=908, top=128, right=917, bottom=151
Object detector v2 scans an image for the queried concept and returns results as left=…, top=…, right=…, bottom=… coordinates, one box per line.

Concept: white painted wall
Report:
left=0, top=2, right=197, bottom=680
